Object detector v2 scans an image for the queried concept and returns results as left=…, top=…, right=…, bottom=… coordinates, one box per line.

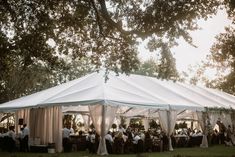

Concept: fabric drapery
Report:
left=142, top=117, right=150, bottom=131
left=115, top=116, right=121, bottom=129
left=15, top=108, right=30, bottom=134
left=89, top=104, right=118, bottom=155
left=221, top=112, right=232, bottom=129
left=231, top=111, right=235, bottom=133
left=29, top=106, right=62, bottom=152
left=208, top=112, right=221, bottom=130
left=125, top=117, right=131, bottom=127
left=82, top=114, right=90, bottom=131
left=158, top=110, right=177, bottom=151
left=209, top=111, right=232, bottom=131
left=196, top=111, right=208, bottom=148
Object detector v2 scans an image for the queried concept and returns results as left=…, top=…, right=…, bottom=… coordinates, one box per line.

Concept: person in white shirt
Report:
left=133, top=133, right=140, bottom=144
left=118, top=125, right=126, bottom=133
left=22, top=124, right=29, bottom=152
left=105, top=131, right=114, bottom=143
left=7, top=126, right=16, bottom=152
left=62, top=125, right=71, bottom=152
left=105, top=131, right=113, bottom=154
left=8, top=126, right=16, bottom=141
left=63, top=127, right=71, bottom=139
left=140, top=131, right=145, bottom=141
left=70, top=127, right=74, bottom=135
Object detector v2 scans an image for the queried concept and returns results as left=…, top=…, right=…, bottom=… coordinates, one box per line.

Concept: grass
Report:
left=0, top=145, right=235, bottom=157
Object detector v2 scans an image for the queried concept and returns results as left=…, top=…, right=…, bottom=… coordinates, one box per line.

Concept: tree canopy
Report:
left=196, top=0, right=235, bottom=94
left=0, top=0, right=228, bottom=102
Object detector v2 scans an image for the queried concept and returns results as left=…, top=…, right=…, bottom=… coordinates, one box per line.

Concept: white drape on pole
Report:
left=208, top=112, right=221, bottom=129
left=89, top=104, right=118, bottom=155
left=82, top=114, right=90, bottom=131
left=196, top=111, right=208, bottom=148
left=142, top=117, right=150, bottom=131
left=115, top=116, right=121, bottom=129
left=125, top=117, right=131, bottom=127
left=158, top=110, right=177, bottom=151
left=15, top=108, right=30, bottom=134
left=221, top=112, right=232, bottom=128
left=29, top=106, right=62, bottom=152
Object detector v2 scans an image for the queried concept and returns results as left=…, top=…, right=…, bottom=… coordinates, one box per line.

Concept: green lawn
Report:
left=0, top=145, right=235, bottom=157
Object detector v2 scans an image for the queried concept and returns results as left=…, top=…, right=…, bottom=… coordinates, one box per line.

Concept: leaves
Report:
left=0, top=0, right=226, bottom=102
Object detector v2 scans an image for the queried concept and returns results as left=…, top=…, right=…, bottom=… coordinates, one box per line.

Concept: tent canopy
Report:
left=0, top=71, right=235, bottom=112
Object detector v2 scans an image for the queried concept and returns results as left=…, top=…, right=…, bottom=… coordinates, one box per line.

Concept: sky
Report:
left=138, top=9, right=232, bottom=75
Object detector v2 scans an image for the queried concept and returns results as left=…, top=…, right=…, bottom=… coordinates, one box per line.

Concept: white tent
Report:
left=0, top=71, right=235, bottom=154
left=1, top=71, right=235, bottom=111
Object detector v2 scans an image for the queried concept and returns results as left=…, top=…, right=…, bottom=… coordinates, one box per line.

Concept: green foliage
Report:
left=157, top=43, right=179, bottom=81
left=178, top=122, right=188, bottom=129
left=134, top=43, right=179, bottom=81
left=129, top=118, right=144, bottom=130
left=0, top=0, right=226, bottom=102
left=134, top=58, right=159, bottom=77
left=149, top=119, right=160, bottom=129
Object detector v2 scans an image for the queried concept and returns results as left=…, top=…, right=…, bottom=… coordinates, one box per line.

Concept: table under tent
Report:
left=0, top=71, right=235, bottom=155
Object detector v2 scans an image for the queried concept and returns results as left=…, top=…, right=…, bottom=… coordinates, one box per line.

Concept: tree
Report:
left=156, top=43, right=179, bottom=80
left=0, top=0, right=224, bottom=102
left=205, top=26, right=235, bottom=94
left=134, top=58, right=159, bottom=77
left=182, top=1, right=235, bottom=93
left=134, top=42, right=179, bottom=80
left=0, top=55, right=95, bottom=103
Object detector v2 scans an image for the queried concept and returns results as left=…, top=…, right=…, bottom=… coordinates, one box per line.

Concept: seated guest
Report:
left=113, top=132, right=125, bottom=154
left=87, top=131, right=96, bottom=153
left=133, top=133, right=141, bottom=153
left=140, top=131, right=145, bottom=141
left=118, top=125, right=126, bottom=133
left=105, top=131, right=113, bottom=154
left=105, top=131, right=114, bottom=143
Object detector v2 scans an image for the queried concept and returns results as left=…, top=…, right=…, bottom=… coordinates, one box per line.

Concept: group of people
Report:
left=0, top=124, right=29, bottom=152
left=61, top=119, right=235, bottom=154
left=211, top=119, right=235, bottom=146
left=85, top=125, right=168, bottom=154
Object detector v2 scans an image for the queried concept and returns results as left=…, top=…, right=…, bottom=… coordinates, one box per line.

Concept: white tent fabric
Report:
left=142, top=117, right=150, bottom=131
left=15, top=108, right=30, bottom=134
left=29, top=106, right=62, bottom=152
left=1, top=71, right=235, bottom=111
left=196, top=111, right=208, bottom=148
left=89, top=104, right=118, bottom=155
left=125, top=117, right=131, bottom=127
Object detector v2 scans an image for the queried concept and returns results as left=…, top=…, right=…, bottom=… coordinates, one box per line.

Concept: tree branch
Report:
left=97, top=0, right=161, bottom=38
left=90, top=0, right=105, bottom=37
